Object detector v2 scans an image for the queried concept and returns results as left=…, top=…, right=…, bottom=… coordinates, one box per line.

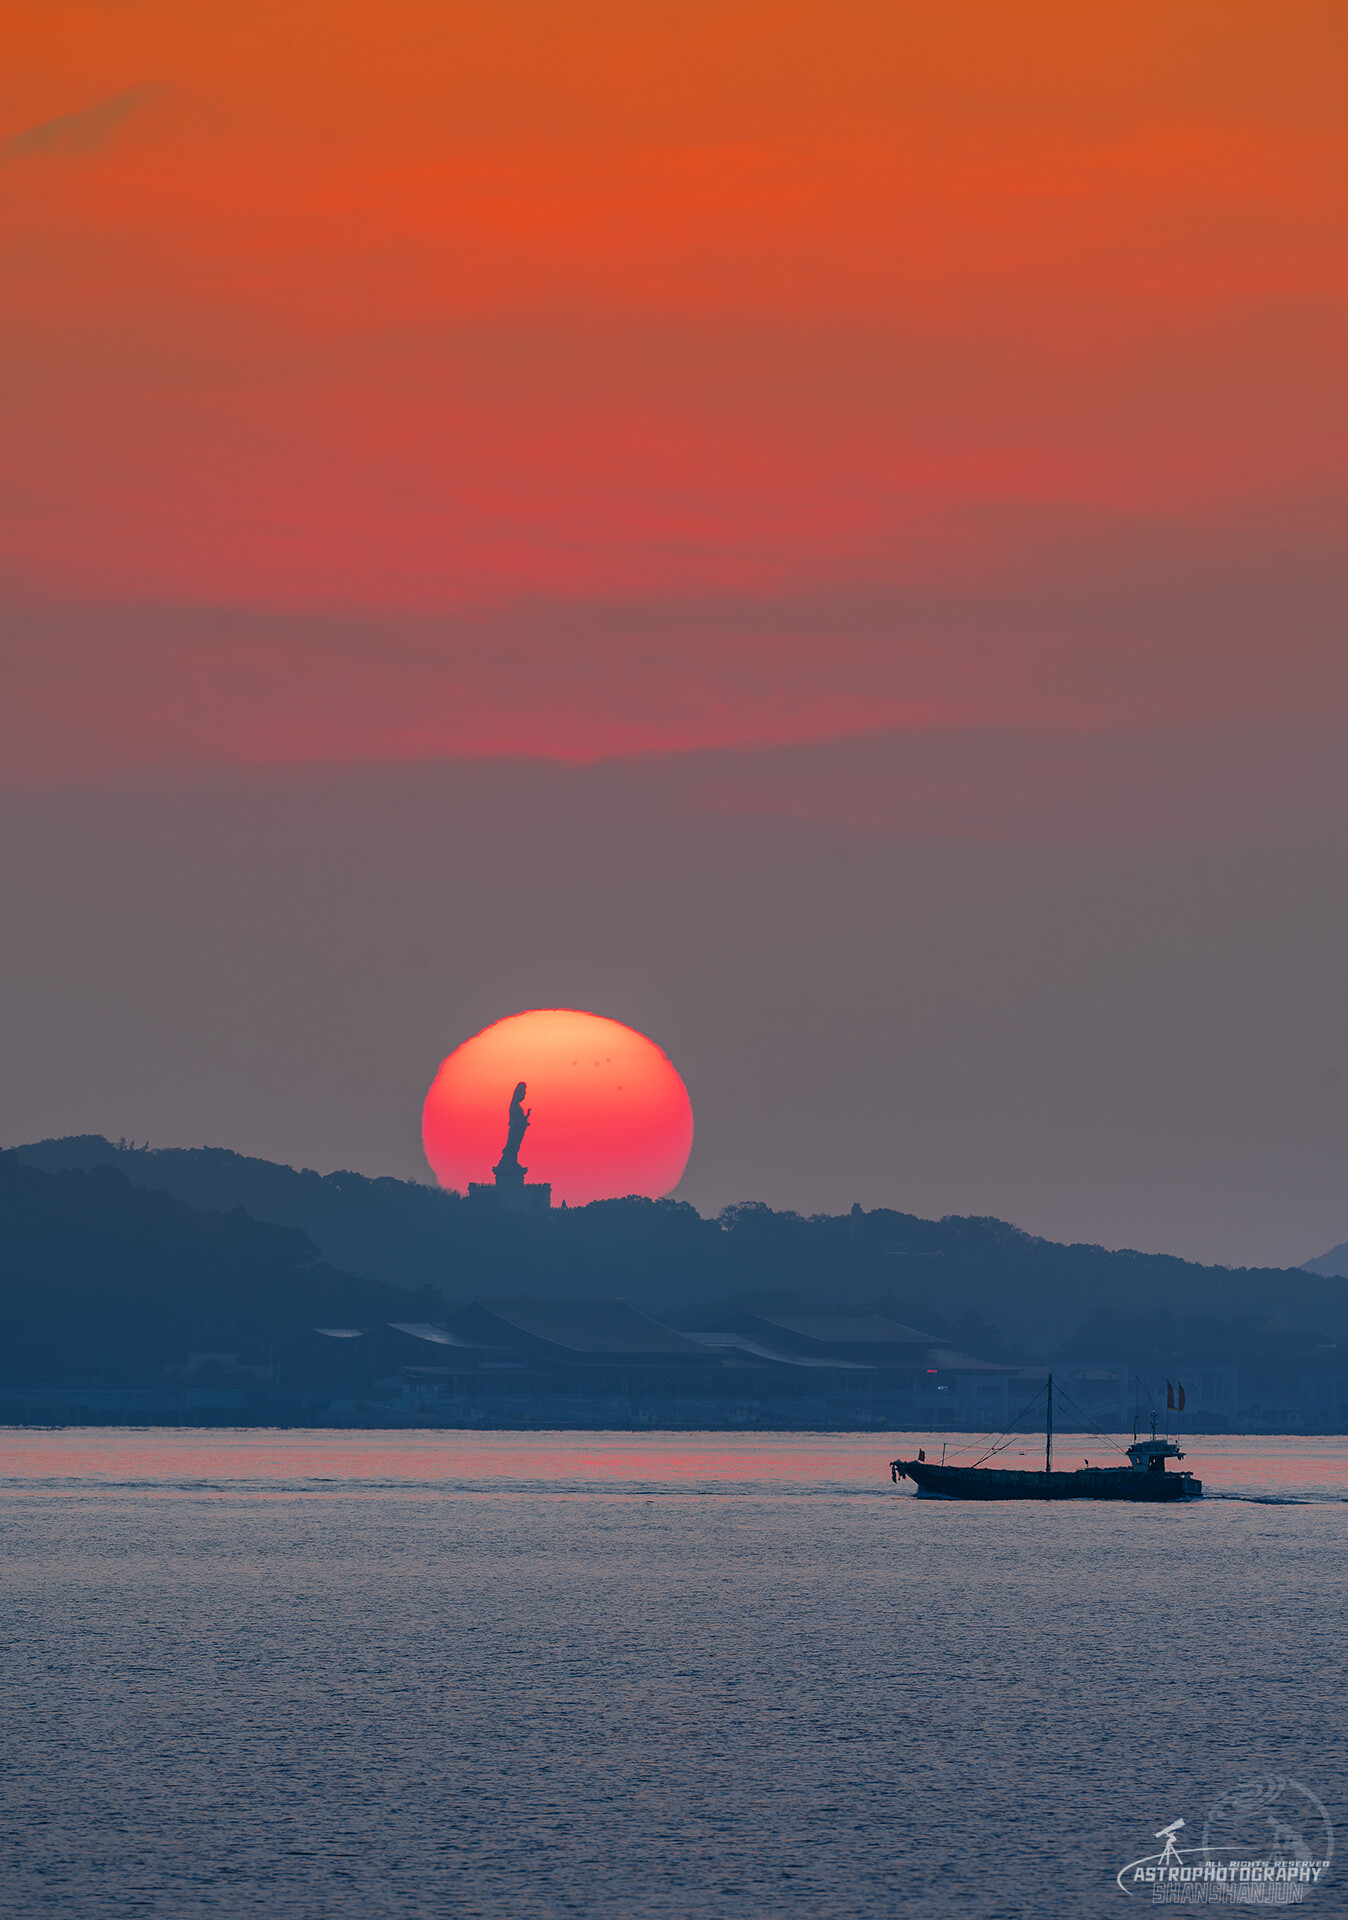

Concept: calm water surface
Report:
left=1, top=1429, right=1344, bottom=1918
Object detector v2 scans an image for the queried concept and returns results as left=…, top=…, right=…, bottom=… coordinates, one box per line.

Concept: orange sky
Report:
left=2, top=0, right=1345, bottom=778
left=3, top=5, right=1348, bottom=1261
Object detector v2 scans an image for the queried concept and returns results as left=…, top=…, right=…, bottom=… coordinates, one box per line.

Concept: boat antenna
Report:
left=1045, top=1371, right=1054, bottom=1475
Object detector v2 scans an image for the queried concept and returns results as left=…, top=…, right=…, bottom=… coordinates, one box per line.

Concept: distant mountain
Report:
left=1302, top=1241, right=1348, bottom=1280
left=12, top=1135, right=1348, bottom=1355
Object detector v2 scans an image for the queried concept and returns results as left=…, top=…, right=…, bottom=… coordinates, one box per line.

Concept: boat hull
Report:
left=895, top=1460, right=1202, bottom=1501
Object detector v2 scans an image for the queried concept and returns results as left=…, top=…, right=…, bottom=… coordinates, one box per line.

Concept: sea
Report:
left=1, top=1429, right=1344, bottom=1919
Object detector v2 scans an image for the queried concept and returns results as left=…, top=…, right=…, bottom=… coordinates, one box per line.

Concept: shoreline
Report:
left=1, top=1412, right=1340, bottom=1437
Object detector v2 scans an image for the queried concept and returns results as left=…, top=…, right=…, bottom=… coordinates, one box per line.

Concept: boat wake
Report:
left=1205, top=1490, right=1348, bottom=1506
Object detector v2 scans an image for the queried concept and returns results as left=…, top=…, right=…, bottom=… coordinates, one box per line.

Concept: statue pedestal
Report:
left=469, top=1168, right=552, bottom=1213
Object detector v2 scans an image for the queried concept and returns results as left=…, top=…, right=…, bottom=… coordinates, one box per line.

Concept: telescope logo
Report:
left=1117, top=1777, right=1334, bottom=1905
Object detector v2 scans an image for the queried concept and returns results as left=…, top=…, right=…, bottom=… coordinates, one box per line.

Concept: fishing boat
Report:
left=889, top=1373, right=1203, bottom=1502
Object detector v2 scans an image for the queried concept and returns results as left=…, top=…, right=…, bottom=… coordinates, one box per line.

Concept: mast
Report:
left=1045, top=1372, right=1053, bottom=1475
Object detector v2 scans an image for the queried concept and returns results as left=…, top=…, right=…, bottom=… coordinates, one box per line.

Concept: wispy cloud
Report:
left=0, top=84, right=166, bottom=163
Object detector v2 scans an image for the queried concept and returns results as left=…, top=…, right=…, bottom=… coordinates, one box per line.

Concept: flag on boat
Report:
left=1166, top=1380, right=1175, bottom=1410
left=1178, top=1381, right=1186, bottom=1412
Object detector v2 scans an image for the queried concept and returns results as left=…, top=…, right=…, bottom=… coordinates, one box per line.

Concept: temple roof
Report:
left=388, top=1321, right=491, bottom=1348
left=452, top=1298, right=711, bottom=1358
left=679, top=1328, right=872, bottom=1369
left=750, top=1312, right=942, bottom=1347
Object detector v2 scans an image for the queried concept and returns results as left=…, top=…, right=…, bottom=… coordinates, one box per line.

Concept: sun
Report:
left=422, top=1009, right=694, bottom=1206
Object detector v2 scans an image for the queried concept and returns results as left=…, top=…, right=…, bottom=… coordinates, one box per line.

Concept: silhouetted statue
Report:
left=493, top=1082, right=531, bottom=1180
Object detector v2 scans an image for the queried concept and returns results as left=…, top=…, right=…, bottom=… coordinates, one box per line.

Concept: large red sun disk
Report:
left=421, top=1008, right=694, bottom=1207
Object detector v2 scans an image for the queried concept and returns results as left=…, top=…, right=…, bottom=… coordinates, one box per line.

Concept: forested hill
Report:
left=12, top=1135, right=1347, bottom=1355
left=0, top=1154, right=442, bottom=1368
left=16, top=1136, right=468, bottom=1297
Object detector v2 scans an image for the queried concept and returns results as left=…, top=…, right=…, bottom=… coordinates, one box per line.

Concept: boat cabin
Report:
left=1126, top=1438, right=1186, bottom=1472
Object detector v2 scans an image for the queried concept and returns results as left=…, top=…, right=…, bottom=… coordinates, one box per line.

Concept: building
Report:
left=284, top=1311, right=1348, bottom=1433
left=1300, top=1375, right=1348, bottom=1429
